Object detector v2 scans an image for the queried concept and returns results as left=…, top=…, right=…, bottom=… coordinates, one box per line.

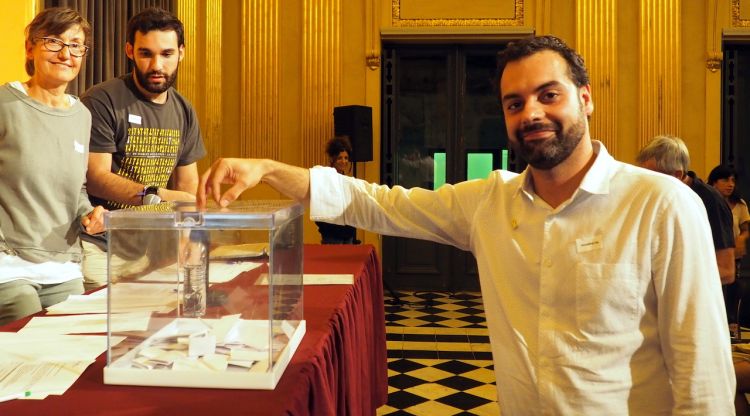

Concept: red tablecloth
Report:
left=0, top=244, right=387, bottom=415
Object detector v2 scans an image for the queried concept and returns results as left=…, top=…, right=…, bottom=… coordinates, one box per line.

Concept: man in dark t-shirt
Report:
left=79, top=8, right=206, bottom=289
left=637, top=135, right=735, bottom=284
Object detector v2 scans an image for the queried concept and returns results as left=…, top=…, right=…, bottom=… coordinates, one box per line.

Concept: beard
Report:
left=134, top=64, right=179, bottom=95
left=512, top=108, right=587, bottom=170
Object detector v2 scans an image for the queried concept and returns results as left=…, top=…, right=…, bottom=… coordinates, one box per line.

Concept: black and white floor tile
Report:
left=377, top=291, right=499, bottom=415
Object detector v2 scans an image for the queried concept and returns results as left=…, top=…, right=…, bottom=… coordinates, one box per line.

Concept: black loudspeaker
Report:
left=334, top=105, right=373, bottom=162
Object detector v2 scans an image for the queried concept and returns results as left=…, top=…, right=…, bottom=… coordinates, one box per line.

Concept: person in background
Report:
left=636, top=135, right=736, bottom=285
left=0, top=7, right=105, bottom=325
left=709, top=165, right=750, bottom=268
left=80, top=7, right=206, bottom=289
left=315, top=136, right=360, bottom=244
left=709, top=164, right=750, bottom=343
left=197, top=36, right=735, bottom=413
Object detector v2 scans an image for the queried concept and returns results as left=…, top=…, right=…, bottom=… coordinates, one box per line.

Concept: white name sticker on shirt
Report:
left=576, top=236, right=602, bottom=253
left=74, top=140, right=84, bottom=153
left=128, top=114, right=142, bottom=125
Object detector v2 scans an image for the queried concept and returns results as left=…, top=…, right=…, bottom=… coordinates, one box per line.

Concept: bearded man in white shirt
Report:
left=197, top=36, right=735, bottom=415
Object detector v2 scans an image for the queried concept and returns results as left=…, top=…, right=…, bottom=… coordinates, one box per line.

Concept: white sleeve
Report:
left=308, top=166, right=497, bottom=250
left=654, top=189, right=736, bottom=414
left=309, top=166, right=350, bottom=222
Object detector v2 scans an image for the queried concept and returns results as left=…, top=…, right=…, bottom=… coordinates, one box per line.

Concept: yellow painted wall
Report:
left=186, top=0, right=743, bottom=249
left=0, top=0, right=38, bottom=84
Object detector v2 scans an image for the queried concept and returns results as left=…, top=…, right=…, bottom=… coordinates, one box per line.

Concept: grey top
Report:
left=0, top=83, right=93, bottom=263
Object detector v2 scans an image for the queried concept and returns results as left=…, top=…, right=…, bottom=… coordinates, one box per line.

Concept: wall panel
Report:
left=241, top=0, right=280, bottom=160
left=577, top=0, right=618, bottom=154
left=639, top=0, right=681, bottom=148
left=178, top=0, right=222, bottom=171
left=301, top=0, right=342, bottom=168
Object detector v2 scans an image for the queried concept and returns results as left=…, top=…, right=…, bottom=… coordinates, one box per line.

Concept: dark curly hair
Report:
left=325, top=136, right=353, bottom=161
left=127, top=7, right=184, bottom=47
left=496, top=35, right=589, bottom=95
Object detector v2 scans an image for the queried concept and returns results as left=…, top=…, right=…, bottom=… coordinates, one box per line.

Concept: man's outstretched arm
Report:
left=197, top=158, right=311, bottom=207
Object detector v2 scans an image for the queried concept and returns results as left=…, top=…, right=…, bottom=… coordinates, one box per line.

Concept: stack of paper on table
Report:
left=45, top=283, right=177, bottom=315
left=0, top=333, right=111, bottom=400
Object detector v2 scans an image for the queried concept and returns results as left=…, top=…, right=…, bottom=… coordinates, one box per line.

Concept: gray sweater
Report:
left=0, top=83, right=93, bottom=263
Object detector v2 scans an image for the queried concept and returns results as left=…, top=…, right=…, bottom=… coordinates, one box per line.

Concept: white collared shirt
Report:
left=310, top=141, right=735, bottom=415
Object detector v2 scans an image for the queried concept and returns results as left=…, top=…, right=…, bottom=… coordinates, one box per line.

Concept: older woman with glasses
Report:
left=0, top=7, right=104, bottom=324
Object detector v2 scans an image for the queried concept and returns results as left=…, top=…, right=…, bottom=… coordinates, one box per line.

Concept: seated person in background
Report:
left=0, top=8, right=104, bottom=325
left=636, top=135, right=736, bottom=285
left=315, top=136, right=359, bottom=244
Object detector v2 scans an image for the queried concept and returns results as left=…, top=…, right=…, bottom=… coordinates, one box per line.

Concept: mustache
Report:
left=521, top=121, right=557, bottom=134
left=145, top=71, right=167, bottom=78
left=517, top=121, right=559, bottom=139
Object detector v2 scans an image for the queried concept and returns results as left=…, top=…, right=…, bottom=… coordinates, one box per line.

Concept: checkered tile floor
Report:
left=377, top=291, right=499, bottom=415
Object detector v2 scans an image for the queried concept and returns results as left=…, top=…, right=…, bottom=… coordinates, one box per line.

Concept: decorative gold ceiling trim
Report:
left=392, top=0, right=524, bottom=27
left=732, top=0, right=750, bottom=27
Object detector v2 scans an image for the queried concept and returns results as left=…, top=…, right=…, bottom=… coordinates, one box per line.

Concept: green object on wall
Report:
left=434, top=152, right=446, bottom=189
left=467, top=153, right=493, bottom=180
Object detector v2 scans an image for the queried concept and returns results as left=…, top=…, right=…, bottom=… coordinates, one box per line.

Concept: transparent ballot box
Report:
left=103, top=200, right=305, bottom=389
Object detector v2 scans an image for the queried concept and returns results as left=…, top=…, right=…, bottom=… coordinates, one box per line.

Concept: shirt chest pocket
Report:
left=576, top=262, right=639, bottom=334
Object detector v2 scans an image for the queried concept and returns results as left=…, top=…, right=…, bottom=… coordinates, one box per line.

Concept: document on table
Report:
left=136, top=261, right=264, bottom=284
left=255, top=273, right=354, bottom=285
left=0, top=333, right=110, bottom=400
left=0, top=361, right=91, bottom=400
left=18, top=312, right=151, bottom=335
left=45, top=283, right=177, bottom=315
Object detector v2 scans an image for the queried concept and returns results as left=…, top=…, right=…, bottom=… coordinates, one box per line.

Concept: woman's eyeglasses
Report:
left=37, top=37, right=89, bottom=57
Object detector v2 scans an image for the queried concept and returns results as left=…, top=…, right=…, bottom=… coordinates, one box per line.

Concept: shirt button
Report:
left=544, top=259, right=552, bottom=267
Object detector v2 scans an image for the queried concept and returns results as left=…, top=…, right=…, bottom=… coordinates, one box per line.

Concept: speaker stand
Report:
left=383, top=279, right=402, bottom=305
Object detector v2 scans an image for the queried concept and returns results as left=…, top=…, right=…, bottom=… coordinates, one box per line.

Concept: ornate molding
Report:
left=365, top=0, right=380, bottom=70
left=732, top=0, right=750, bottom=27
left=391, top=0, right=524, bottom=27
left=366, top=50, right=380, bottom=70
left=706, top=51, right=723, bottom=72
